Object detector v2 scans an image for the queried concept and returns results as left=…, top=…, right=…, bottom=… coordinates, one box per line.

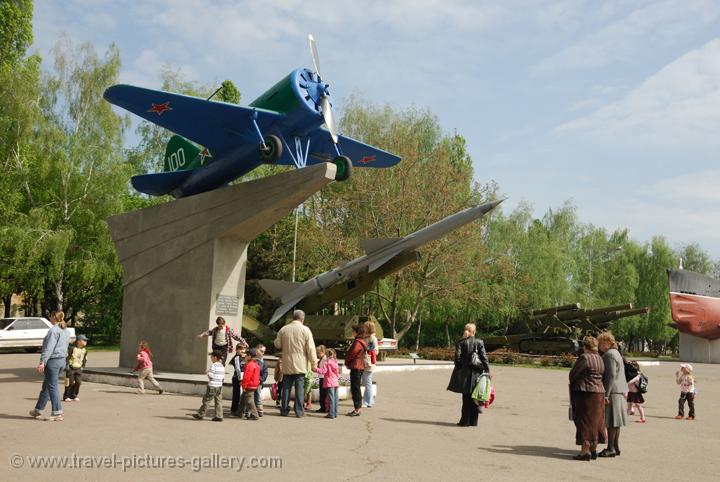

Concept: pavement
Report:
left=1, top=351, right=719, bottom=481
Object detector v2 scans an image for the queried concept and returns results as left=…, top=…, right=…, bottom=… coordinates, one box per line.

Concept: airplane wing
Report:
left=275, top=128, right=401, bottom=168
left=104, top=84, right=283, bottom=157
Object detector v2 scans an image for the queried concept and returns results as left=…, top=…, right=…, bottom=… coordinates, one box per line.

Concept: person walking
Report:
left=598, top=331, right=626, bottom=458
left=345, top=324, right=367, bottom=417
left=30, top=311, right=71, bottom=421
left=131, top=341, right=164, bottom=394
left=274, top=309, right=318, bottom=417
left=447, top=323, right=490, bottom=427
left=196, top=316, right=248, bottom=365
left=569, top=336, right=606, bottom=460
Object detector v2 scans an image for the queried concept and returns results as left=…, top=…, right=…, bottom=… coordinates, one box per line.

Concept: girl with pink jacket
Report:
left=314, top=348, right=339, bottom=418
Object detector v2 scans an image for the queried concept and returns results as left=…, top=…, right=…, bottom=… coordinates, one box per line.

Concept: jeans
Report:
left=63, top=367, right=82, bottom=400
left=318, top=379, right=327, bottom=411
left=212, top=344, right=229, bottom=365
left=240, top=389, right=258, bottom=418
left=281, top=374, right=305, bottom=417
left=678, top=392, right=695, bottom=418
left=350, top=369, right=363, bottom=410
left=35, top=357, right=65, bottom=416
left=253, top=386, right=264, bottom=413
left=197, top=386, right=223, bottom=419
left=362, top=371, right=374, bottom=407
left=231, top=376, right=242, bottom=414
left=327, top=386, right=338, bottom=418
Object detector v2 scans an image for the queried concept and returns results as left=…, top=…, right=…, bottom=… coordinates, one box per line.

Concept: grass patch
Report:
left=86, top=344, right=120, bottom=352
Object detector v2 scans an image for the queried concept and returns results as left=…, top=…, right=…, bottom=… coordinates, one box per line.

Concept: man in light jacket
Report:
left=274, top=310, right=317, bottom=417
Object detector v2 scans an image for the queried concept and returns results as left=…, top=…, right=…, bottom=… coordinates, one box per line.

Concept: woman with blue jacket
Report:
left=29, top=311, right=70, bottom=421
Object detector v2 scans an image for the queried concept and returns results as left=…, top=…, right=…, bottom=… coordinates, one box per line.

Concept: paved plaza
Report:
left=1, top=351, right=718, bottom=481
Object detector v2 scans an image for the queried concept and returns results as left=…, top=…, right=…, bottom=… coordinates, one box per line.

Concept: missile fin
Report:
left=360, top=237, right=401, bottom=254
left=268, top=296, right=305, bottom=326
left=367, top=248, right=405, bottom=273
left=258, top=279, right=302, bottom=300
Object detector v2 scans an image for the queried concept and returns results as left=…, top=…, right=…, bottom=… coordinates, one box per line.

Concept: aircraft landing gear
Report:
left=259, top=135, right=282, bottom=163
left=333, top=155, right=352, bottom=181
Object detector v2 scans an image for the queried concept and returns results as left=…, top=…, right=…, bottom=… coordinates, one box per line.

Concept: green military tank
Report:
left=483, top=303, right=649, bottom=355
left=302, top=314, right=389, bottom=356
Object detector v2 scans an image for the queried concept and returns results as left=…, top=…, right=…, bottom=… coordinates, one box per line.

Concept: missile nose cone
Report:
left=477, top=198, right=505, bottom=213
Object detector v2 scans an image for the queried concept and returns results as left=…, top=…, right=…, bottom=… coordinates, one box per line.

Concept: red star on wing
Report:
left=199, top=148, right=212, bottom=164
left=358, top=155, right=376, bottom=164
left=147, top=101, right=172, bottom=115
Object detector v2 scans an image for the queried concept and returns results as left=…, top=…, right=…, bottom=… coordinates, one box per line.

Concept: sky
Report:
left=31, top=0, right=720, bottom=256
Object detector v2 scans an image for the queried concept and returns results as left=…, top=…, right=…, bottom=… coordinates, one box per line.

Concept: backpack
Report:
left=636, top=373, right=649, bottom=393
left=624, top=359, right=638, bottom=382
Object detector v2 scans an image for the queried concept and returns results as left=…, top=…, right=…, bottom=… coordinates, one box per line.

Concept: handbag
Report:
left=470, top=340, right=485, bottom=370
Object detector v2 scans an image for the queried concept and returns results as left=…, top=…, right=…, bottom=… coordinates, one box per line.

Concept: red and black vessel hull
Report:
left=668, top=268, right=720, bottom=340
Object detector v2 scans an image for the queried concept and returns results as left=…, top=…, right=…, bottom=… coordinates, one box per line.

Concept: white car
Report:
left=0, top=317, right=76, bottom=351
left=377, top=337, right=398, bottom=351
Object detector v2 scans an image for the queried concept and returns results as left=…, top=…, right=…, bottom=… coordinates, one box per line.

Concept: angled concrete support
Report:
left=108, top=163, right=336, bottom=373
left=679, top=332, right=720, bottom=364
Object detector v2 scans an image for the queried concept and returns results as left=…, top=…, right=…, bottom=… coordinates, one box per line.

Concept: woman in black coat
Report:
left=447, top=323, right=490, bottom=427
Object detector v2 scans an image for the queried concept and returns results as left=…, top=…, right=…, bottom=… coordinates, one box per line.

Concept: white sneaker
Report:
left=72, top=397, right=80, bottom=402
left=64, top=398, right=72, bottom=402
left=29, top=409, right=42, bottom=418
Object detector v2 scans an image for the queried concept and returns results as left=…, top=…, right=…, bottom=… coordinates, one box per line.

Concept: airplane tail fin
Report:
left=131, top=170, right=195, bottom=197
left=163, top=135, right=206, bottom=172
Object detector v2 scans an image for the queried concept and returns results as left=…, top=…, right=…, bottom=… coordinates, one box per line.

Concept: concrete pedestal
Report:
left=107, top=163, right=336, bottom=373
left=679, top=332, right=720, bottom=363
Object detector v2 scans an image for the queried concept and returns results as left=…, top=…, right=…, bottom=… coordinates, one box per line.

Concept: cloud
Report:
left=535, top=0, right=720, bottom=73
left=646, top=169, right=720, bottom=204
left=555, top=37, right=720, bottom=147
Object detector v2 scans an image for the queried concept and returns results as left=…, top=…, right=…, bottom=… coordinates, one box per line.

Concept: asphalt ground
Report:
left=1, top=351, right=718, bottom=481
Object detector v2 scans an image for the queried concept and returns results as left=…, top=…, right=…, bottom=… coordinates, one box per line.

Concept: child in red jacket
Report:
left=240, top=348, right=260, bottom=420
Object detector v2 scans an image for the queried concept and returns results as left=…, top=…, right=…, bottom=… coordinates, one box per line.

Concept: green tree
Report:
left=677, top=243, right=712, bottom=274
left=0, top=0, right=39, bottom=315
left=0, top=0, right=32, bottom=66
left=631, top=237, right=676, bottom=351
left=215, top=79, right=240, bottom=104
left=4, top=38, right=130, bottom=320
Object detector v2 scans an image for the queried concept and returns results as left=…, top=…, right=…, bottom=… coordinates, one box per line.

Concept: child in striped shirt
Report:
left=193, top=350, right=226, bottom=421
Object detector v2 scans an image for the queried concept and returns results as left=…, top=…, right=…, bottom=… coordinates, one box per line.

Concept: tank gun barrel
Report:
left=529, top=303, right=580, bottom=316
left=585, top=307, right=650, bottom=325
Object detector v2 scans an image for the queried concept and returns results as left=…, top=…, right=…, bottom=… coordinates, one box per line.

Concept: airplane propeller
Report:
left=308, top=34, right=338, bottom=144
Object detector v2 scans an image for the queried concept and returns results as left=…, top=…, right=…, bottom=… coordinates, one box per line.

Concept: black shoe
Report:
left=573, top=453, right=591, bottom=461
left=258, top=412, right=263, bottom=417
left=615, top=450, right=621, bottom=457
left=590, top=451, right=597, bottom=460
left=247, top=415, right=259, bottom=421
left=211, top=417, right=222, bottom=422
left=192, top=414, right=203, bottom=420
left=598, top=449, right=616, bottom=458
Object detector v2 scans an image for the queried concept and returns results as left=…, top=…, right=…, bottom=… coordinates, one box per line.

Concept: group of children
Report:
left=623, top=360, right=698, bottom=423
left=192, top=343, right=268, bottom=421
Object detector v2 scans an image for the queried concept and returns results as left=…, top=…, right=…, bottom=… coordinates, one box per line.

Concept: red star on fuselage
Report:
left=147, top=101, right=172, bottom=115
left=358, top=155, right=376, bottom=164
